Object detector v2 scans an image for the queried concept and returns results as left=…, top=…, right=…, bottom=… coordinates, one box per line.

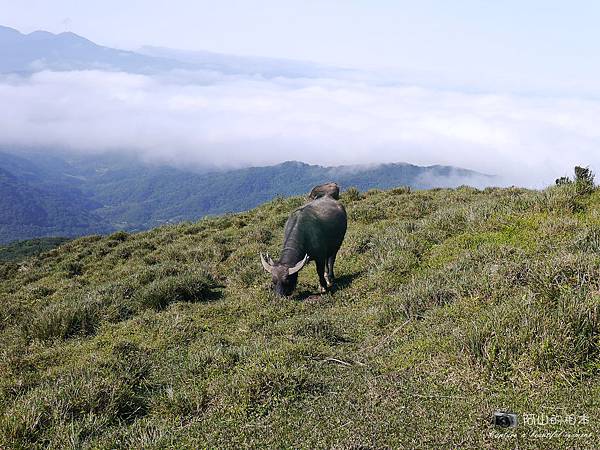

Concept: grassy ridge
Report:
left=1, top=184, right=600, bottom=448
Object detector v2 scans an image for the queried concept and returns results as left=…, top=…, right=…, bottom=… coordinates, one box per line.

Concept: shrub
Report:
left=575, top=165, right=595, bottom=195
left=390, top=186, right=411, bottom=195
left=109, top=230, right=130, bottom=242
left=0, top=262, right=18, bottom=279
left=134, top=272, right=218, bottom=310
left=24, top=294, right=104, bottom=341
left=343, top=186, right=362, bottom=201
left=60, top=260, right=84, bottom=277
left=536, top=183, right=580, bottom=213
left=554, top=166, right=596, bottom=195
left=574, top=224, right=600, bottom=253
left=349, top=205, right=387, bottom=223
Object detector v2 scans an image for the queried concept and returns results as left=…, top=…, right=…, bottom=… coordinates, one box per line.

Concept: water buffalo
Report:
left=260, top=195, right=347, bottom=296
left=308, top=182, right=340, bottom=200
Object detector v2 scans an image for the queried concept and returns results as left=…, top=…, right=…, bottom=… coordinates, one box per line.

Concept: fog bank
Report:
left=2, top=69, right=599, bottom=187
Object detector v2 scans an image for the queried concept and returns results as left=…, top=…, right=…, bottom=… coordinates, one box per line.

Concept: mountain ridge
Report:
left=0, top=25, right=341, bottom=78
left=0, top=24, right=193, bottom=74
left=0, top=150, right=492, bottom=243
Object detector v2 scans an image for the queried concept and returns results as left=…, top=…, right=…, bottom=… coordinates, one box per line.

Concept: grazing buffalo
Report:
left=308, top=182, right=340, bottom=200
left=261, top=195, right=347, bottom=296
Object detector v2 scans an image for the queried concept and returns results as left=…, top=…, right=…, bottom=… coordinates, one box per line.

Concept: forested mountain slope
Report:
left=0, top=151, right=489, bottom=243
left=0, top=166, right=112, bottom=243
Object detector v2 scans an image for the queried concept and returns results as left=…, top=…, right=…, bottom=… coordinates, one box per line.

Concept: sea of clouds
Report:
left=1, top=68, right=599, bottom=187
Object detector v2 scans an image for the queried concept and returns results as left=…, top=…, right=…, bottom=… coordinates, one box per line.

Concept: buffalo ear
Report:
left=288, top=254, right=309, bottom=275
left=260, top=253, right=274, bottom=274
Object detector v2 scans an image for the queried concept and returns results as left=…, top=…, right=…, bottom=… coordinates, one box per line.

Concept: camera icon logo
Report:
left=493, top=411, right=518, bottom=428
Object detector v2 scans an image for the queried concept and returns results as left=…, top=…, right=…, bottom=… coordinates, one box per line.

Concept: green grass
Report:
left=0, top=237, right=70, bottom=262
left=1, top=183, right=600, bottom=448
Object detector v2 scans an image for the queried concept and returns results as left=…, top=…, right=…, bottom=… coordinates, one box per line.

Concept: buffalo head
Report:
left=260, top=253, right=309, bottom=296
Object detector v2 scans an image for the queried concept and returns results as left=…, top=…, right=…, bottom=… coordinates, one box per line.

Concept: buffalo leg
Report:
left=315, top=259, right=328, bottom=293
left=325, top=254, right=336, bottom=288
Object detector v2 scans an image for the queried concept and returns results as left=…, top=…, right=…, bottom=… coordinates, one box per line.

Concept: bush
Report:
left=343, top=186, right=362, bottom=201
left=536, top=183, right=580, bottom=213
left=134, top=272, right=218, bottom=310
left=349, top=204, right=387, bottom=223
left=553, top=165, right=595, bottom=195
left=390, top=186, right=411, bottom=195
left=0, top=262, right=17, bottom=279
left=109, top=230, right=130, bottom=242
left=575, top=165, right=595, bottom=195
left=574, top=224, right=600, bottom=253
left=23, top=295, right=104, bottom=341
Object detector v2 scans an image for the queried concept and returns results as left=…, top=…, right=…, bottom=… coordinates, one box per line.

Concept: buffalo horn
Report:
left=260, top=253, right=273, bottom=274
left=288, top=254, right=309, bottom=275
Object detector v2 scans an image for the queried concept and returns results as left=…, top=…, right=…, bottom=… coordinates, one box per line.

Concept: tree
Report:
left=574, top=166, right=595, bottom=195
left=554, top=166, right=595, bottom=195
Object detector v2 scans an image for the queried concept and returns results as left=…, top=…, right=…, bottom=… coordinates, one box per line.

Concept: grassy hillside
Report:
left=1, top=183, right=599, bottom=448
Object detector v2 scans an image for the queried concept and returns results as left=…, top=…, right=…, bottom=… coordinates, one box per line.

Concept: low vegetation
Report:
left=0, top=237, right=70, bottom=262
left=1, top=175, right=600, bottom=448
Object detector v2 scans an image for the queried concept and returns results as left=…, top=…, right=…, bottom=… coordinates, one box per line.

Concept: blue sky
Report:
left=2, top=0, right=600, bottom=91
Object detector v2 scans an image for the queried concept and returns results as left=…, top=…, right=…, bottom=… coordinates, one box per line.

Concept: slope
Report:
left=0, top=165, right=113, bottom=243
left=0, top=151, right=490, bottom=242
left=1, top=183, right=599, bottom=448
left=84, top=159, right=490, bottom=228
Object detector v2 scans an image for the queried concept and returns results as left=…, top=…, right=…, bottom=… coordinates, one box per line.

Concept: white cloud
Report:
left=1, top=69, right=599, bottom=187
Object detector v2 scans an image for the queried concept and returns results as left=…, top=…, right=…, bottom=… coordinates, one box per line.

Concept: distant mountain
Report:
left=0, top=151, right=492, bottom=244
left=137, top=46, right=348, bottom=78
left=0, top=25, right=342, bottom=78
left=0, top=25, right=189, bottom=74
left=79, top=159, right=490, bottom=229
left=0, top=164, right=112, bottom=244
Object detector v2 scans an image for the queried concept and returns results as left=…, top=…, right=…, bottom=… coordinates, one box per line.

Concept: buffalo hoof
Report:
left=319, top=286, right=328, bottom=294
left=325, top=274, right=333, bottom=288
